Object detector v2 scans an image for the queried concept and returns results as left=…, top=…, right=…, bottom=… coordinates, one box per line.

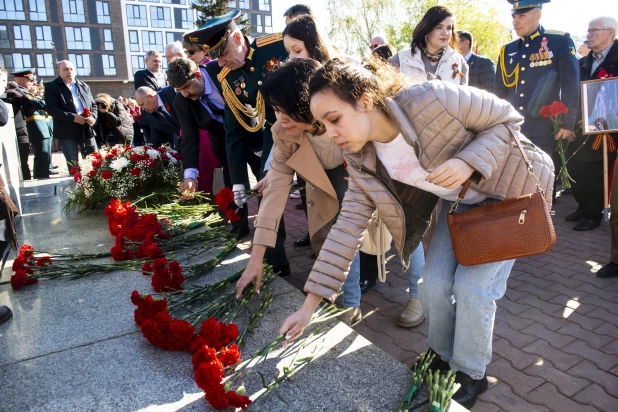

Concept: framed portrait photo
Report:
left=581, top=77, right=618, bottom=135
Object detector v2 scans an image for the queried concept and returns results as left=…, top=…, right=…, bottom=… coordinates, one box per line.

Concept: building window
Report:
left=179, top=8, right=192, bottom=29
left=150, top=6, right=171, bottom=28
left=102, top=54, right=115, bottom=76
left=238, top=0, right=248, bottom=9
left=0, top=0, right=25, bottom=20
left=258, top=0, right=269, bottom=11
left=96, top=1, right=110, bottom=24
left=102, top=29, right=113, bottom=50
left=62, top=0, right=85, bottom=23
left=29, top=0, right=46, bottom=21
left=65, top=27, right=91, bottom=49
left=126, top=5, right=147, bottom=26
left=13, top=25, right=32, bottom=48
left=128, top=30, right=140, bottom=52
left=0, top=25, right=9, bottom=48
left=3, top=53, right=32, bottom=71
left=255, top=14, right=262, bottom=33
left=165, top=32, right=180, bottom=45
left=36, top=53, right=54, bottom=76
left=163, top=0, right=185, bottom=4
left=68, top=53, right=90, bottom=76
left=139, top=0, right=158, bottom=2
left=131, top=55, right=145, bottom=75
left=35, top=26, right=52, bottom=49
left=264, top=15, right=272, bottom=34
left=141, top=30, right=163, bottom=52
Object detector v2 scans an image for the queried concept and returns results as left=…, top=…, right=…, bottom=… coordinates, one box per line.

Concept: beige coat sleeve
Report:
left=437, top=84, right=524, bottom=181
left=304, top=175, right=376, bottom=302
left=252, top=134, right=296, bottom=248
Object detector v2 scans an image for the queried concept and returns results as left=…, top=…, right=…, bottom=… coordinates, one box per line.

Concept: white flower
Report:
left=110, top=157, right=130, bottom=172
left=147, top=149, right=160, bottom=159
left=169, top=156, right=178, bottom=164
left=133, top=146, right=145, bottom=155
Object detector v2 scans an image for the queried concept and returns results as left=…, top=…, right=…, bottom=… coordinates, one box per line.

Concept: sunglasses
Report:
left=185, top=50, right=198, bottom=56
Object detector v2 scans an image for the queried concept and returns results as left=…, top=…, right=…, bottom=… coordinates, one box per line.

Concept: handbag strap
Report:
left=449, top=127, right=541, bottom=215
left=376, top=211, right=388, bottom=283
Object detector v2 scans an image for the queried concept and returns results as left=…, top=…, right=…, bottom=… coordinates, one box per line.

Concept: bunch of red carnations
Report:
left=214, top=187, right=241, bottom=223
left=105, top=199, right=168, bottom=261
left=9, top=244, right=45, bottom=290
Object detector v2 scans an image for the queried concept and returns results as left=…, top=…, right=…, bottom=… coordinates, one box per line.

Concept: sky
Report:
left=271, top=0, right=609, bottom=44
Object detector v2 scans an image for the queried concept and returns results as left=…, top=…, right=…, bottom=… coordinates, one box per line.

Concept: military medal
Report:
left=235, top=87, right=242, bottom=95
left=530, top=37, right=554, bottom=67
left=265, top=57, right=279, bottom=71
left=243, top=91, right=248, bottom=97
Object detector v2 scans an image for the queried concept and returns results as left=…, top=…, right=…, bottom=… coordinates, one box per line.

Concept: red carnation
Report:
left=19, top=244, right=34, bottom=255
left=598, top=68, right=614, bottom=79
left=10, top=269, right=38, bottom=290
left=87, top=170, right=96, bottom=178
left=214, top=187, right=234, bottom=211
left=12, top=254, right=28, bottom=271
left=142, top=261, right=153, bottom=275
left=205, top=384, right=229, bottom=409
left=92, top=159, right=102, bottom=169
left=101, top=170, right=113, bottom=180
left=226, top=391, right=252, bottom=409
left=225, top=209, right=240, bottom=223
left=192, top=345, right=219, bottom=369
left=550, top=101, right=568, bottom=116
left=130, top=154, right=142, bottom=162
left=195, top=362, right=225, bottom=393
left=69, top=166, right=79, bottom=175
left=130, top=167, right=141, bottom=176
left=73, top=172, right=82, bottom=182
left=539, top=104, right=553, bottom=118
left=217, top=344, right=241, bottom=367
left=82, top=108, right=91, bottom=117
left=36, top=256, right=52, bottom=267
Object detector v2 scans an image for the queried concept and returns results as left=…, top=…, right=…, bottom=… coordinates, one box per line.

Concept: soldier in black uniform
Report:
left=183, top=10, right=290, bottom=276
left=8, top=69, right=54, bottom=179
left=494, top=0, right=580, bottom=159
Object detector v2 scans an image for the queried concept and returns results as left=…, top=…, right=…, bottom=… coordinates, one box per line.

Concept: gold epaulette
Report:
left=217, top=67, right=231, bottom=83
left=544, top=29, right=566, bottom=36
left=256, top=32, right=283, bottom=48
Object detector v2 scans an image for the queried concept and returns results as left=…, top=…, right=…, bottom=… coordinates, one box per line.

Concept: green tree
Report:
left=385, top=0, right=510, bottom=62
left=327, top=0, right=395, bottom=58
left=192, top=0, right=251, bottom=34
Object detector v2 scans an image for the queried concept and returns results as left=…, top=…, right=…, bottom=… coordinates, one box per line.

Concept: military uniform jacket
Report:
left=494, top=25, right=580, bottom=140
left=214, top=34, right=288, bottom=185
left=15, top=87, right=52, bottom=141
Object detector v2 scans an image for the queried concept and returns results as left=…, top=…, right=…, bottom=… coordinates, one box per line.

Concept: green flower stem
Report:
left=398, top=351, right=435, bottom=411
left=184, top=239, right=239, bottom=280
left=426, top=370, right=456, bottom=412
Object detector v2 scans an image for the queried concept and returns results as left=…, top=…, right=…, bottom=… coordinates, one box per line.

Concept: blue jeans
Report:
left=418, top=201, right=514, bottom=380
left=341, top=251, right=362, bottom=308
left=406, top=243, right=424, bottom=298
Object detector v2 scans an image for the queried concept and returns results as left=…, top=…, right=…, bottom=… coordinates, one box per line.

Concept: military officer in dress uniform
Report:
left=494, top=0, right=580, bottom=158
left=183, top=10, right=290, bottom=276
left=8, top=69, right=54, bottom=179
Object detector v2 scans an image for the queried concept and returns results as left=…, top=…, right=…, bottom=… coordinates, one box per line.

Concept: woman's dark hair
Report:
left=283, top=15, right=332, bottom=64
left=308, top=57, right=409, bottom=115
left=410, top=5, right=458, bottom=55
left=262, top=58, right=321, bottom=125
left=372, top=44, right=396, bottom=61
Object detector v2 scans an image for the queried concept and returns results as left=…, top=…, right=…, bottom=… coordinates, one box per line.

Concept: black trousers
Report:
left=571, top=158, right=605, bottom=222
left=17, top=141, right=31, bottom=180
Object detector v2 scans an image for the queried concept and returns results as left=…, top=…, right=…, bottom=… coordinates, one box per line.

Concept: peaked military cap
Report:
left=11, top=68, right=35, bottom=80
left=508, top=0, right=550, bottom=15
left=183, top=9, right=241, bottom=56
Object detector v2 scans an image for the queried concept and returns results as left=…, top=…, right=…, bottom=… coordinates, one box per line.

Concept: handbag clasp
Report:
left=519, top=210, right=527, bottom=224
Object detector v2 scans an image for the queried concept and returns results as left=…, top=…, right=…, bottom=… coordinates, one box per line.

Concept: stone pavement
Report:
left=262, top=189, right=617, bottom=412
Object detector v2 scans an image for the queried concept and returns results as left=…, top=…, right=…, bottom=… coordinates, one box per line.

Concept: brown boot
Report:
left=398, top=297, right=424, bottom=328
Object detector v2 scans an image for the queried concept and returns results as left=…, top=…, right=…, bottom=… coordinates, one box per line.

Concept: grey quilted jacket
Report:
left=304, top=81, right=555, bottom=302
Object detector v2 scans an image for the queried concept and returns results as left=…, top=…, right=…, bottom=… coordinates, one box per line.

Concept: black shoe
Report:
left=598, top=262, right=618, bottom=278
left=562, top=188, right=573, bottom=195
left=452, top=372, right=488, bottom=409
left=294, top=233, right=311, bottom=247
left=359, top=279, right=376, bottom=295
left=295, top=203, right=305, bottom=210
left=425, top=348, right=450, bottom=372
left=565, top=210, right=584, bottom=222
left=573, top=218, right=601, bottom=231
left=49, top=169, right=59, bottom=175
left=0, top=306, right=13, bottom=326
left=230, top=226, right=250, bottom=240
left=273, top=262, right=291, bottom=277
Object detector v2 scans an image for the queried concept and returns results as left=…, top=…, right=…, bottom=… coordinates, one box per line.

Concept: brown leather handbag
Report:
left=447, top=134, right=556, bottom=266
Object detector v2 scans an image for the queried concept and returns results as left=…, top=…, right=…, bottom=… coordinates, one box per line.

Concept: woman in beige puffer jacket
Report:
left=280, top=58, right=555, bottom=409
